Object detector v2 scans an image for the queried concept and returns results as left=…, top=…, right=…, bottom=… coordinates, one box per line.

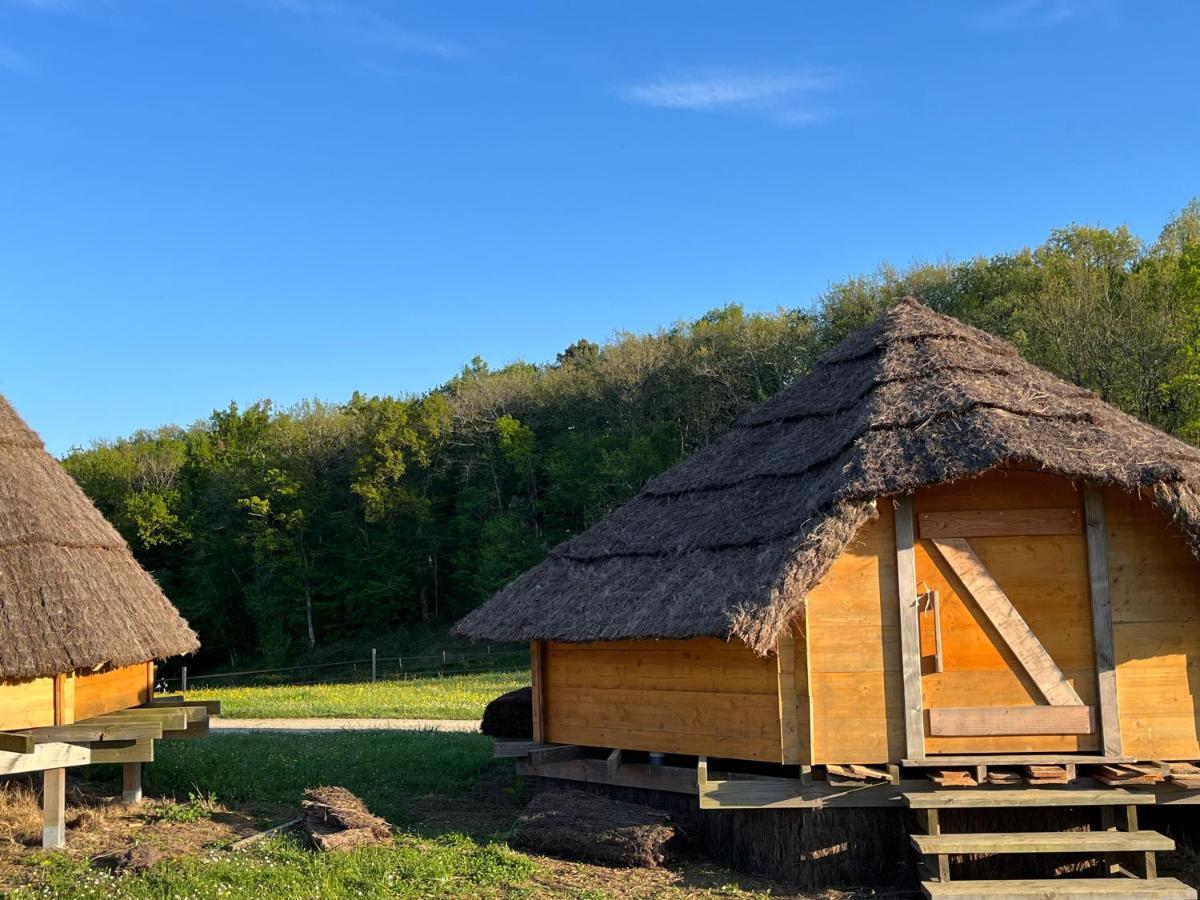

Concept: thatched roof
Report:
left=0, top=394, right=199, bottom=679
left=456, top=299, right=1200, bottom=655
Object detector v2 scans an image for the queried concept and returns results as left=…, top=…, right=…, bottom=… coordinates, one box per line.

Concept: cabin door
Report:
left=911, top=473, right=1101, bottom=755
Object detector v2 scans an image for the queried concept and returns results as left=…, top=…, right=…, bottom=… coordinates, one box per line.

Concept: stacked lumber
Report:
left=826, top=763, right=890, bottom=784
left=1091, top=764, right=1164, bottom=786
left=1166, top=762, right=1200, bottom=789
left=926, top=768, right=977, bottom=787
left=1023, top=764, right=1069, bottom=785
left=986, top=770, right=1024, bottom=785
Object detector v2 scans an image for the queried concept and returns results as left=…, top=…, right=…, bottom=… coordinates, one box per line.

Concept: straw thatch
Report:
left=457, top=298, right=1200, bottom=655
left=0, top=394, right=199, bottom=680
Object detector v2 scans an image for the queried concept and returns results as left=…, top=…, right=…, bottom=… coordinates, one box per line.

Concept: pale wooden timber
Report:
left=90, top=707, right=189, bottom=730
left=918, top=507, right=1081, bottom=539
left=122, top=762, right=143, bottom=804
left=493, top=740, right=553, bottom=758
left=0, top=741, right=89, bottom=776
left=527, top=744, right=587, bottom=766
left=42, top=767, right=66, bottom=849
left=606, top=748, right=622, bottom=775
left=903, top=787, right=1155, bottom=808
left=0, top=732, right=34, bottom=753
left=905, top=754, right=1134, bottom=766
left=912, top=831, right=1174, bottom=854
left=19, top=721, right=161, bottom=744
left=922, top=878, right=1195, bottom=899
left=896, top=496, right=925, bottom=759
left=149, top=696, right=222, bottom=715
left=928, top=706, right=1094, bottom=737
left=530, top=640, right=545, bottom=743
left=515, top=755, right=697, bottom=795
left=89, top=739, right=154, bottom=765
left=700, top=774, right=918, bottom=809
left=776, top=628, right=801, bottom=763
left=929, top=537, right=1084, bottom=706
left=1084, top=485, right=1122, bottom=758
left=163, top=719, right=209, bottom=740
left=931, top=589, right=944, bottom=674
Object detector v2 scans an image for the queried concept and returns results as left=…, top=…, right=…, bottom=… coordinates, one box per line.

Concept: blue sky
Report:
left=1, top=0, right=1197, bottom=455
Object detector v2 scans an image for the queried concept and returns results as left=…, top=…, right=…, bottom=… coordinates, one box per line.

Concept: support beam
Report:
left=122, top=762, right=143, bottom=805
left=1083, top=485, right=1123, bottom=757
left=776, top=628, right=801, bottom=764
left=529, top=640, right=545, bottom=743
left=42, top=767, right=66, bottom=849
left=895, top=496, right=925, bottom=759
left=930, top=537, right=1083, bottom=706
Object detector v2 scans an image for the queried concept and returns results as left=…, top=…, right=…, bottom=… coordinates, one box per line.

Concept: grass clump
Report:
left=14, top=833, right=534, bottom=899
left=185, top=669, right=528, bottom=720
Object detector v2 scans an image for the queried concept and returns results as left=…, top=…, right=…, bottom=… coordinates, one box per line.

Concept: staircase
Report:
left=904, top=787, right=1196, bottom=899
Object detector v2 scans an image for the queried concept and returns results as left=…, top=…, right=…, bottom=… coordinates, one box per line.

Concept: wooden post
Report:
left=181, top=666, right=188, bottom=692
left=776, top=628, right=801, bottom=764
left=371, top=649, right=377, bottom=683
left=42, top=767, right=66, bottom=849
left=895, top=496, right=925, bottom=760
left=530, top=640, right=545, bottom=743
left=1084, top=485, right=1122, bottom=757
left=122, top=762, right=143, bottom=804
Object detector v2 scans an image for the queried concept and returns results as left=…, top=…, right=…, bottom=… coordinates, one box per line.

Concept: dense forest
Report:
left=64, top=201, right=1200, bottom=670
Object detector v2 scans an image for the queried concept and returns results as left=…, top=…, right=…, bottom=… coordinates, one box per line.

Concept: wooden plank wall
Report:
left=541, top=638, right=787, bottom=763
left=0, top=663, right=150, bottom=731
left=1105, top=486, right=1200, bottom=759
left=804, top=499, right=905, bottom=763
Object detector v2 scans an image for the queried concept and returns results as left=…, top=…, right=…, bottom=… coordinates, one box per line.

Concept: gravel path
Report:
left=211, top=717, right=481, bottom=734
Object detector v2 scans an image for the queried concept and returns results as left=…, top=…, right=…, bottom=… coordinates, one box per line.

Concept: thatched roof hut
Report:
left=0, top=394, right=198, bottom=680
left=458, top=299, right=1200, bottom=784
left=458, top=298, right=1200, bottom=655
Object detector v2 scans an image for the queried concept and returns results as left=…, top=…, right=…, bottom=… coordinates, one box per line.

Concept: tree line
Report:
left=63, top=200, right=1200, bottom=669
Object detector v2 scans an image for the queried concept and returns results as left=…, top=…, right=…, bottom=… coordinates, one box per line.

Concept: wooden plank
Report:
left=148, top=697, right=222, bottom=715
left=776, top=628, right=801, bottom=764
left=84, top=707, right=189, bottom=730
left=906, top=754, right=1132, bottom=766
left=0, top=676, right=56, bottom=731
left=929, top=537, right=1083, bottom=706
left=0, top=732, right=34, bottom=754
left=530, top=640, right=545, bottom=743
left=1084, top=484, right=1122, bottom=758
left=90, top=739, right=155, bottom=765
left=492, top=740, right=551, bottom=758
left=700, top=775, right=916, bottom=809
left=21, top=721, right=161, bottom=743
left=74, top=663, right=149, bottom=721
left=42, top=767, right=66, bottom=849
left=122, top=762, right=143, bottom=803
left=896, top=495, right=925, bottom=759
left=0, top=741, right=90, bottom=776
left=914, top=829, right=1173, bottom=855
left=516, top=756, right=698, bottom=795
left=918, top=507, right=1081, bottom=539
left=922, top=878, right=1195, bottom=898
left=929, top=706, right=1095, bottom=737
left=904, top=787, right=1156, bottom=808
left=527, top=744, right=587, bottom=766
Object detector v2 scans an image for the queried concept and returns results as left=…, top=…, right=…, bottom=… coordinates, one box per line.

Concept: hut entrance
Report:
left=911, top=470, right=1102, bottom=755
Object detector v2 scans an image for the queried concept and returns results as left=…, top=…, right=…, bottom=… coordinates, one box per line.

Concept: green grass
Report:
left=11, top=731, right=535, bottom=898
left=184, top=669, right=529, bottom=720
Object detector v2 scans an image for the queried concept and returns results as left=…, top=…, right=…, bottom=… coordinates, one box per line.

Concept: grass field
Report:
left=3, top=731, right=781, bottom=899
left=184, top=669, right=529, bottom=719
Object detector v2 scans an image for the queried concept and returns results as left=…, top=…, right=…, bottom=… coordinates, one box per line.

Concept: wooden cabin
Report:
left=0, top=394, right=209, bottom=848
left=459, top=300, right=1200, bottom=897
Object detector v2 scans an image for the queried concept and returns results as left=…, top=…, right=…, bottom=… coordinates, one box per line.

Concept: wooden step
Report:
left=913, top=830, right=1174, bottom=855
left=905, top=788, right=1156, bottom=809
left=922, top=876, right=1196, bottom=899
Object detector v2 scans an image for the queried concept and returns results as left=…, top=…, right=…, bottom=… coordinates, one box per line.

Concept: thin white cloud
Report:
left=261, top=0, right=464, bottom=60
left=619, top=68, right=843, bottom=126
left=0, top=42, right=32, bottom=74
left=969, top=0, right=1115, bottom=29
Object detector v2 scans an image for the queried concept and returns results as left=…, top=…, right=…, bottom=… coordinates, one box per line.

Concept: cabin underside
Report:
left=522, top=469, right=1200, bottom=798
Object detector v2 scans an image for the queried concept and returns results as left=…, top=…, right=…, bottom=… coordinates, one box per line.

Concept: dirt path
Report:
left=211, top=717, right=481, bottom=733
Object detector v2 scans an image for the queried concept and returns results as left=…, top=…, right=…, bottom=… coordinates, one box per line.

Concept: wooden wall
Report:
left=0, top=662, right=152, bottom=731
left=1106, top=487, right=1200, bottom=759
left=540, top=638, right=788, bottom=763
